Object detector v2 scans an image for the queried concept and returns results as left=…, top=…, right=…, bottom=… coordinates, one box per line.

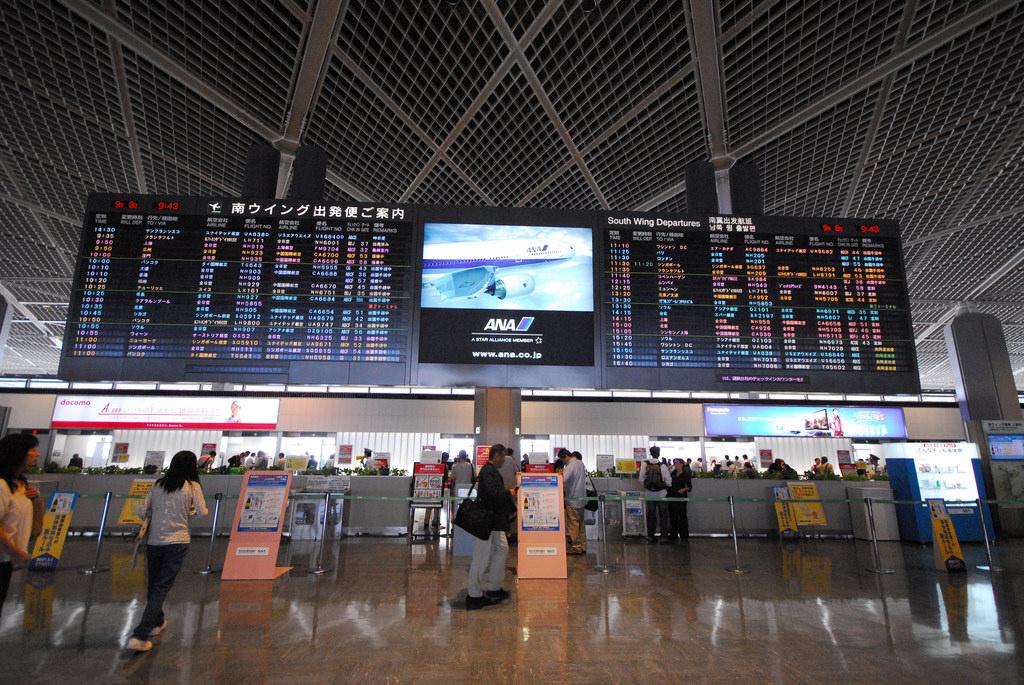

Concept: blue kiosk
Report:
left=884, top=442, right=994, bottom=543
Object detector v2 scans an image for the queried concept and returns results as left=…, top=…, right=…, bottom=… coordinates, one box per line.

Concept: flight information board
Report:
left=60, top=195, right=414, bottom=384
left=60, top=196, right=919, bottom=393
left=602, top=213, right=918, bottom=393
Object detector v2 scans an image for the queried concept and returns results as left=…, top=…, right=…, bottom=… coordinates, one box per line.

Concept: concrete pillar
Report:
left=945, top=311, right=1023, bottom=534
left=473, top=387, right=521, bottom=452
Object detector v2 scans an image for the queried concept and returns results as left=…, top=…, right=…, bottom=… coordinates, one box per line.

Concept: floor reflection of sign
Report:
left=238, top=475, right=289, bottom=532
left=29, top=492, right=78, bottom=571
left=118, top=479, right=155, bottom=525
left=788, top=483, right=827, bottom=526
left=520, top=475, right=560, bottom=531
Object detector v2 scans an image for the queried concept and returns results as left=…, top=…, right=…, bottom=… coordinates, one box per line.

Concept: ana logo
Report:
left=526, top=244, right=549, bottom=254
left=484, top=317, right=535, bottom=332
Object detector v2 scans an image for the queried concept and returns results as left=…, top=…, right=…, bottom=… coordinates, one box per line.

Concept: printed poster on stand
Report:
left=29, top=492, right=79, bottom=571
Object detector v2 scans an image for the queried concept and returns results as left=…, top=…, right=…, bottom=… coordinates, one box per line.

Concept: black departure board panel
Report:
left=60, top=195, right=413, bottom=384
left=601, top=214, right=919, bottom=393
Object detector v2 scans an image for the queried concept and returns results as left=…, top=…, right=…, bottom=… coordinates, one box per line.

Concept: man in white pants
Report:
left=466, top=443, right=517, bottom=610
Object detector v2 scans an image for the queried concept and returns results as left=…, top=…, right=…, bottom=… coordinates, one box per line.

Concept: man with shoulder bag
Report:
left=462, top=444, right=516, bottom=610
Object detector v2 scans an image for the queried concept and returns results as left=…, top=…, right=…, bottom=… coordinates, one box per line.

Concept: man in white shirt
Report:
left=562, top=450, right=587, bottom=555
left=638, top=447, right=672, bottom=542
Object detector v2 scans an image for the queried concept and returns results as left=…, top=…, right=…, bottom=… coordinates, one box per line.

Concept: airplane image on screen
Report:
left=422, top=239, right=576, bottom=301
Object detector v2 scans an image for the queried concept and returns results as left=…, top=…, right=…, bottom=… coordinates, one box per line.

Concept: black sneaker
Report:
left=466, top=594, right=498, bottom=610
left=485, top=588, right=510, bottom=602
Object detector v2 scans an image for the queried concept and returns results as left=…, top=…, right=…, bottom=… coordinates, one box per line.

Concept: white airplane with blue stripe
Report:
left=422, top=239, right=576, bottom=301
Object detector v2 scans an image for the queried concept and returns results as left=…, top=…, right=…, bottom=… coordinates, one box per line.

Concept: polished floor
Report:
left=0, top=534, right=1022, bottom=684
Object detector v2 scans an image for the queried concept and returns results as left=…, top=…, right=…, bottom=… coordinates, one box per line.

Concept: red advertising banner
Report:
left=525, top=463, right=555, bottom=473
left=475, top=445, right=491, bottom=467
left=413, top=463, right=445, bottom=500
left=759, top=449, right=774, bottom=469
left=337, top=445, right=353, bottom=465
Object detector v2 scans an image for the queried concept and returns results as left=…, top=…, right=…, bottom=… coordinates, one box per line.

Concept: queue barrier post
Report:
left=594, top=493, right=610, bottom=574
left=80, top=491, right=112, bottom=575
left=310, top=492, right=332, bottom=575
left=724, top=495, right=748, bottom=574
left=196, top=492, right=223, bottom=575
left=865, top=497, right=894, bottom=575
left=975, top=498, right=1001, bottom=573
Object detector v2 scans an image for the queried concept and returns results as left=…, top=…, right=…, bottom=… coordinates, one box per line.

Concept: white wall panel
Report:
left=278, top=398, right=471, bottom=432
left=904, top=406, right=965, bottom=440
left=1, top=393, right=56, bottom=428
left=550, top=434, right=648, bottom=470
left=524, top=401, right=703, bottom=435
left=752, top=436, right=854, bottom=474
left=110, top=429, right=222, bottom=468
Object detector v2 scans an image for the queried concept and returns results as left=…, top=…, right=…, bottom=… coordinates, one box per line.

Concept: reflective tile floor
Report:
left=1, top=536, right=1022, bottom=684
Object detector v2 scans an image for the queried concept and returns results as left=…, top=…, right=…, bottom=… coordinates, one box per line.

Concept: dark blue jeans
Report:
left=132, top=544, right=189, bottom=640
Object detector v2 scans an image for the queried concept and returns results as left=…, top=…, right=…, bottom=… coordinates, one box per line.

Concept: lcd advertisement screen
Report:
left=418, top=222, right=594, bottom=366
left=703, top=404, right=907, bottom=438
left=988, top=434, right=1024, bottom=460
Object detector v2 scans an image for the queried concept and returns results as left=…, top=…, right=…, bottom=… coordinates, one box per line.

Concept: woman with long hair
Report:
left=0, top=434, right=40, bottom=615
left=127, top=450, right=208, bottom=652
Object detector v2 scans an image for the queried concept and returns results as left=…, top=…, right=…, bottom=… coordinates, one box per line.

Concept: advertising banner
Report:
left=928, top=499, right=967, bottom=572
left=884, top=442, right=980, bottom=507
left=596, top=454, right=614, bottom=472
left=517, top=473, right=567, bottom=579
left=758, top=449, right=773, bottom=469
left=52, top=395, right=280, bottom=430
left=117, top=479, right=155, bottom=525
left=615, top=458, right=638, bottom=474
left=475, top=445, right=491, bottom=467
left=337, top=444, right=353, bottom=465
left=525, top=463, right=555, bottom=473
left=111, top=442, right=130, bottom=464
left=29, top=492, right=78, bottom=571
left=704, top=404, right=906, bottom=438
left=284, top=456, right=310, bottom=471
left=787, top=483, right=828, bottom=527
left=144, top=451, right=166, bottom=470
left=222, top=471, right=293, bottom=581
left=412, top=463, right=445, bottom=503
left=418, top=222, right=595, bottom=366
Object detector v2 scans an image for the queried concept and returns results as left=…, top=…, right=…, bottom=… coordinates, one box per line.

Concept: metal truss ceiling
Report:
left=0, top=0, right=1022, bottom=391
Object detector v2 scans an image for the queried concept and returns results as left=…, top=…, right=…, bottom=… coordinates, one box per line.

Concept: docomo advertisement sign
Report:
left=703, top=404, right=906, bottom=438
left=52, top=396, right=280, bottom=430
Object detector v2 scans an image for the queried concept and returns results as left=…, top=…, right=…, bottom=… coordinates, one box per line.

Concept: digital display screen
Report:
left=602, top=214, right=918, bottom=393
left=988, top=434, right=1024, bottom=460
left=60, top=196, right=414, bottom=384
left=703, top=404, right=908, bottom=438
left=418, top=222, right=594, bottom=366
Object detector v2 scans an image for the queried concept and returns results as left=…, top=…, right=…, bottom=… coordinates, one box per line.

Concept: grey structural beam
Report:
left=0, top=283, right=52, bottom=338
left=729, top=0, right=1017, bottom=160
left=483, top=0, right=609, bottom=209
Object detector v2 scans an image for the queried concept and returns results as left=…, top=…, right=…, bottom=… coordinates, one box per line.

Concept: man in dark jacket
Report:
left=665, top=458, right=692, bottom=542
left=466, top=443, right=516, bottom=610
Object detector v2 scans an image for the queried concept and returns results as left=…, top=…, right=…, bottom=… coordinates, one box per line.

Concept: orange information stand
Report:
left=222, top=471, right=293, bottom=580
left=517, top=473, right=567, bottom=579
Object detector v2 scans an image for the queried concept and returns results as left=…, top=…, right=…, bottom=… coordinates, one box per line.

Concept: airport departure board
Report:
left=602, top=214, right=918, bottom=393
left=61, top=196, right=414, bottom=384
left=61, top=196, right=919, bottom=393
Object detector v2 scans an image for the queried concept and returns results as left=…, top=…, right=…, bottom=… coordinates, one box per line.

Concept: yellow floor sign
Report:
left=118, top=479, right=155, bottom=525
left=928, top=499, right=967, bottom=573
left=29, top=492, right=78, bottom=571
left=788, top=483, right=828, bottom=527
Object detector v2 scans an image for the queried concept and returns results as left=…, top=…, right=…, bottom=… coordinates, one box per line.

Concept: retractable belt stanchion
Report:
left=724, top=495, right=748, bottom=574
left=80, top=491, right=112, bottom=575
left=865, top=497, right=894, bottom=575
left=196, top=492, right=223, bottom=575
left=975, top=498, right=1001, bottom=573
left=594, top=493, right=610, bottom=574
left=310, top=492, right=331, bottom=575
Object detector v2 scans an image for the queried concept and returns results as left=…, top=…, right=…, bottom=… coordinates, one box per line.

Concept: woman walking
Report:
left=127, top=450, right=208, bottom=652
left=0, top=434, right=40, bottom=615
